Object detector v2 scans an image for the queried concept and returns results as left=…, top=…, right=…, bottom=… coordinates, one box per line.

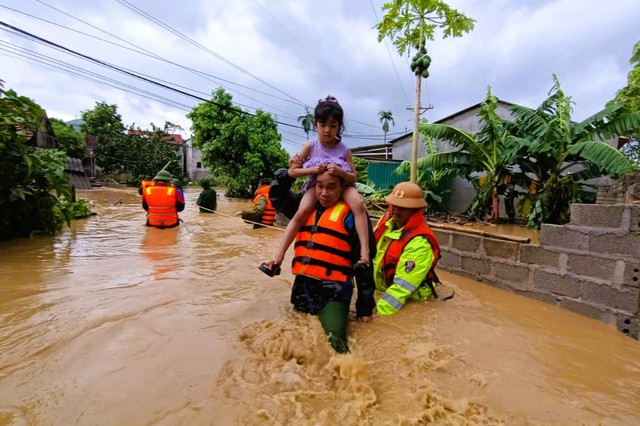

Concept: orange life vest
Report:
left=145, top=185, right=179, bottom=227
left=292, top=201, right=353, bottom=282
left=141, top=179, right=154, bottom=193
left=253, top=185, right=276, bottom=225
left=374, top=209, right=440, bottom=288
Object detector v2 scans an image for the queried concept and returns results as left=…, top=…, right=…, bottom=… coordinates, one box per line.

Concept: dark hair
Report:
left=314, top=95, right=345, bottom=139
left=258, top=178, right=271, bottom=186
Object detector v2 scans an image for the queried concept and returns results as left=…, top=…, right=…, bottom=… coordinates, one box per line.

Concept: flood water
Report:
left=1, top=187, right=639, bottom=425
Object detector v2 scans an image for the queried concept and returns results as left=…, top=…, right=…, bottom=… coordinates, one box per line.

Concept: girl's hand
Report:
left=325, top=163, right=341, bottom=176
left=311, top=163, right=327, bottom=174
left=289, top=154, right=303, bottom=169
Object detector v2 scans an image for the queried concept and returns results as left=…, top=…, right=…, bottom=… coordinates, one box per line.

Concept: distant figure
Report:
left=196, top=180, right=217, bottom=213
left=142, top=170, right=185, bottom=228
left=138, top=175, right=154, bottom=195
left=238, top=178, right=276, bottom=228
left=171, top=178, right=185, bottom=200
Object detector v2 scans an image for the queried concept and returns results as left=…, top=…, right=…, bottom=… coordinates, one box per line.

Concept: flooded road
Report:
left=1, top=187, right=639, bottom=425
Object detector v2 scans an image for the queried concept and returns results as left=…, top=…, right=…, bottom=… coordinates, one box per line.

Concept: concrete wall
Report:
left=183, top=138, right=211, bottom=181
left=434, top=203, right=640, bottom=339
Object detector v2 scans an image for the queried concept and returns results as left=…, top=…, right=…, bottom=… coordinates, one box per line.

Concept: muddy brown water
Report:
left=1, top=187, right=639, bottom=425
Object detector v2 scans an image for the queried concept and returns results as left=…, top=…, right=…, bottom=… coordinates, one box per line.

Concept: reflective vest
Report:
left=145, top=185, right=179, bottom=227
left=253, top=185, right=276, bottom=225
left=374, top=209, right=440, bottom=290
left=292, top=201, right=353, bottom=282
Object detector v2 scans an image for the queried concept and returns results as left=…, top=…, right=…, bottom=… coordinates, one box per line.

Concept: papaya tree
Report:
left=506, top=74, right=639, bottom=227
left=376, top=0, right=475, bottom=182
left=416, top=87, right=514, bottom=222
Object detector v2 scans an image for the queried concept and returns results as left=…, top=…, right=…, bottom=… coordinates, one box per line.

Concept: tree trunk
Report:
left=411, top=74, right=422, bottom=183
left=492, top=187, right=500, bottom=224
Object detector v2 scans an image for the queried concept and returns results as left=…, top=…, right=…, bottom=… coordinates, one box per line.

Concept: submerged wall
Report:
left=434, top=204, right=640, bottom=339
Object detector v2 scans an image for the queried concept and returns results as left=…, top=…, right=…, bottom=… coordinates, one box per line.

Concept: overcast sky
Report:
left=1, top=0, right=639, bottom=154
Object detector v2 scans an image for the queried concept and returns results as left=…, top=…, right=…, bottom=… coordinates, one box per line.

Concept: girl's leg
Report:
left=271, top=190, right=317, bottom=266
left=342, top=186, right=370, bottom=264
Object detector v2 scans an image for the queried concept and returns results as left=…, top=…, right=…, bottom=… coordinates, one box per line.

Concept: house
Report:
left=387, top=100, right=516, bottom=212
left=182, top=137, right=211, bottom=181
left=368, top=100, right=626, bottom=213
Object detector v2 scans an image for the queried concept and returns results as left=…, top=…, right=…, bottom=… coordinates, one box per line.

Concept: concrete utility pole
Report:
left=406, top=99, right=433, bottom=183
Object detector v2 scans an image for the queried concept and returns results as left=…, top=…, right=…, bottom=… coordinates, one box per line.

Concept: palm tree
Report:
left=506, top=74, right=639, bottom=227
left=378, top=110, right=395, bottom=145
left=297, top=108, right=313, bottom=140
left=417, top=87, right=514, bottom=223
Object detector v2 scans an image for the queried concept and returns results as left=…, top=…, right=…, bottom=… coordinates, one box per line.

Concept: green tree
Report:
left=81, top=102, right=126, bottom=175
left=507, top=75, right=639, bottom=227
left=416, top=87, right=513, bottom=221
left=82, top=102, right=181, bottom=183
left=50, top=117, right=86, bottom=158
left=188, top=88, right=289, bottom=197
left=298, top=107, right=314, bottom=140
left=609, top=40, right=640, bottom=163
left=353, top=156, right=369, bottom=184
left=126, top=122, right=183, bottom=182
left=0, top=82, right=73, bottom=239
left=376, top=0, right=475, bottom=182
left=378, top=110, right=395, bottom=144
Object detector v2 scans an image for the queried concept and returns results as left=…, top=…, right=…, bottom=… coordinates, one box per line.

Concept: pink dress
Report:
left=301, top=138, right=352, bottom=193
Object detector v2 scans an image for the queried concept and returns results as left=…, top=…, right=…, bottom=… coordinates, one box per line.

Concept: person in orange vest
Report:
left=142, top=170, right=185, bottom=228
left=260, top=170, right=375, bottom=354
left=373, top=181, right=452, bottom=315
left=238, top=178, right=277, bottom=228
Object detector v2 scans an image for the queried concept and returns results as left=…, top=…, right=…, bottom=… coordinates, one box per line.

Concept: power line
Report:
left=113, top=0, right=307, bottom=108
left=0, top=21, right=307, bottom=130
left=10, top=3, right=306, bottom=116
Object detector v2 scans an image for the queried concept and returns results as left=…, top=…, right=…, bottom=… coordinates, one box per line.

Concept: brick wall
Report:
left=434, top=204, right=640, bottom=339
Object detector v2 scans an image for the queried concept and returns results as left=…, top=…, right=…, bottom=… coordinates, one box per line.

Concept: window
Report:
left=196, top=162, right=202, bottom=169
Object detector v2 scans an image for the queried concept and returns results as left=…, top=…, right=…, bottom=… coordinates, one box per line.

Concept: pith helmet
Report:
left=384, top=182, right=427, bottom=208
left=153, top=170, right=173, bottom=181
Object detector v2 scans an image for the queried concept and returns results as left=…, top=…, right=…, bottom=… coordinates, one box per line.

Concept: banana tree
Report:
left=376, top=0, right=474, bottom=182
left=416, top=88, right=515, bottom=222
left=506, top=74, right=639, bottom=227
left=395, top=132, right=457, bottom=213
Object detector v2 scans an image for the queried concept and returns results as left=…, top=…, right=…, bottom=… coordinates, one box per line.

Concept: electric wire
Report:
left=112, top=0, right=307, bottom=108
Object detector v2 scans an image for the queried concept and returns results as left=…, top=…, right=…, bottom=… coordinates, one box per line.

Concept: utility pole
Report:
left=405, top=101, right=433, bottom=182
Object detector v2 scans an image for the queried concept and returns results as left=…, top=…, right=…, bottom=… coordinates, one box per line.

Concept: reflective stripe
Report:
left=381, top=292, right=403, bottom=311
left=393, top=277, right=417, bottom=293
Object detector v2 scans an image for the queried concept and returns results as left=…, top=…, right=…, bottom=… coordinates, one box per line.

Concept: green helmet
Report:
left=153, top=170, right=172, bottom=181
left=171, top=178, right=180, bottom=186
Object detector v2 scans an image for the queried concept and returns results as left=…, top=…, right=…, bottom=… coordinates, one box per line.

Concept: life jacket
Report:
left=141, top=179, right=154, bottom=193
left=145, top=185, right=179, bottom=227
left=253, top=185, right=276, bottom=225
left=374, top=209, right=441, bottom=296
left=292, top=201, right=353, bottom=282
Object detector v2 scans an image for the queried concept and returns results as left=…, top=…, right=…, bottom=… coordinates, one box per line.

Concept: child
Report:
left=265, top=96, right=370, bottom=273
